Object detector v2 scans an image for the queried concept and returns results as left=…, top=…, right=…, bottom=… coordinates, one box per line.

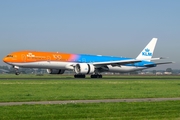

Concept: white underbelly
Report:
left=9, top=61, right=75, bottom=70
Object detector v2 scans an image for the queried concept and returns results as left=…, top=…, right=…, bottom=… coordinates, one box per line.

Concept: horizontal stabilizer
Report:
left=145, top=57, right=166, bottom=61
left=155, top=61, right=174, bottom=65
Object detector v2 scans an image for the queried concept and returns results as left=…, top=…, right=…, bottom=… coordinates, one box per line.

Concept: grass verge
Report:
left=0, top=101, right=180, bottom=120
left=0, top=75, right=180, bottom=102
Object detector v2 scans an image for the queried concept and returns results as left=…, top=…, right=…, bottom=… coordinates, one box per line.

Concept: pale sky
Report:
left=0, top=0, right=179, bottom=70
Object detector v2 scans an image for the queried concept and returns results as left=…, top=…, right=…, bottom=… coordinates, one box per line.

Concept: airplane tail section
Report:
left=136, top=38, right=158, bottom=61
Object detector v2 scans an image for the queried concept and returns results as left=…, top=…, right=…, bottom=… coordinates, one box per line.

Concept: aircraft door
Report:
left=47, top=56, right=51, bottom=62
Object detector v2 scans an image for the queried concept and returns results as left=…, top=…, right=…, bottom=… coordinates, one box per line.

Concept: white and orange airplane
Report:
left=3, top=38, right=172, bottom=78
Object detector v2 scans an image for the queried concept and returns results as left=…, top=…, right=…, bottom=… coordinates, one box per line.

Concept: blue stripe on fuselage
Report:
left=77, top=54, right=128, bottom=62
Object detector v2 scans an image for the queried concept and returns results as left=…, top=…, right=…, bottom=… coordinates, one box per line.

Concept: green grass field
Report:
left=0, top=74, right=180, bottom=102
left=0, top=101, right=180, bottom=120
left=0, top=74, right=180, bottom=119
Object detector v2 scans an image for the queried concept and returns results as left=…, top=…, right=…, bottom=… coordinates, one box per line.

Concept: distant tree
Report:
left=9, top=66, right=14, bottom=71
left=0, top=66, right=9, bottom=70
left=166, top=68, right=172, bottom=72
left=130, top=71, right=138, bottom=75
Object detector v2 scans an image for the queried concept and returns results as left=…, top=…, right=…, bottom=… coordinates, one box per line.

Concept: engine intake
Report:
left=47, top=69, right=65, bottom=74
left=74, top=63, right=95, bottom=74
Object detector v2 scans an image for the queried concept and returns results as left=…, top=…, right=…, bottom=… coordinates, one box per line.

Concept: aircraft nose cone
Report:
left=3, top=57, right=8, bottom=63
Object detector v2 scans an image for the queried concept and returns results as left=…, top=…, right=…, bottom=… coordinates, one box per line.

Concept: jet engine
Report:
left=47, top=69, right=65, bottom=74
left=74, top=63, right=95, bottom=74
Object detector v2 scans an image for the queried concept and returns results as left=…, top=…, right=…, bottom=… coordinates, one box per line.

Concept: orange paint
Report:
left=3, top=50, right=78, bottom=63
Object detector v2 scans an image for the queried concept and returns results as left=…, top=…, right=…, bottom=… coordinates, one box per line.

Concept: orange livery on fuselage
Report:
left=3, top=38, right=172, bottom=78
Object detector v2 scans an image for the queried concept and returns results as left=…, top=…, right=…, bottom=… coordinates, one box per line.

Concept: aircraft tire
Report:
left=91, top=75, right=102, bottom=78
left=74, top=74, right=86, bottom=78
left=15, top=72, right=20, bottom=75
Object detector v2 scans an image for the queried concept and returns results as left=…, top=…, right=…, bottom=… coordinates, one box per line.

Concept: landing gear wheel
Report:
left=15, top=72, right=20, bottom=75
left=91, top=74, right=102, bottom=78
left=74, top=74, right=86, bottom=78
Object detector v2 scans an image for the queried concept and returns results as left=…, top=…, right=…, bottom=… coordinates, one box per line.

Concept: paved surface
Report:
left=1, top=98, right=180, bottom=106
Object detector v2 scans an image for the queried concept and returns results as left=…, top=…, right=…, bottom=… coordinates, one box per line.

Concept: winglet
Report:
left=136, top=38, right=158, bottom=61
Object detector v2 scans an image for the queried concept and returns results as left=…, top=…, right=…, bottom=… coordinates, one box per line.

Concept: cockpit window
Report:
left=6, top=55, right=13, bottom=57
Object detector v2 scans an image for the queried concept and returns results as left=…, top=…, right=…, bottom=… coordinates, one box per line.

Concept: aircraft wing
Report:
left=92, top=59, right=142, bottom=67
left=92, top=57, right=168, bottom=67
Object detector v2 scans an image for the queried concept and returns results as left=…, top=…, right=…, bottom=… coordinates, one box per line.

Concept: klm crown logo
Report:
left=142, top=48, right=152, bottom=56
left=27, top=53, right=35, bottom=57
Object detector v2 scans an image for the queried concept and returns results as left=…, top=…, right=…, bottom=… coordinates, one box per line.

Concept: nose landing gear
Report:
left=13, top=66, right=20, bottom=75
left=15, top=71, right=20, bottom=75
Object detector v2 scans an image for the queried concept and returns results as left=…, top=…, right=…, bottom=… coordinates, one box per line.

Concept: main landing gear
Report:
left=90, top=74, right=102, bottom=78
left=74, top=74, right=86, bottom=78
left=74, top=74, right=103, bottom=78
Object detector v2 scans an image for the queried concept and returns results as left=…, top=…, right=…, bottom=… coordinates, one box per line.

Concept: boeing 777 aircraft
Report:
left=3, top=38, right=172, bottom=78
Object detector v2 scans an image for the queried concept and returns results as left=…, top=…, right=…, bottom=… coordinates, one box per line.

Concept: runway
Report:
left=1, top=98, right=180, bottom=106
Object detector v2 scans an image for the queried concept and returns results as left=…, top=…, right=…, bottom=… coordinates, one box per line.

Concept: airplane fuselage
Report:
left=3, top=51, right=152, bottom=73
left=2, top=38, right=172, bottom=78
